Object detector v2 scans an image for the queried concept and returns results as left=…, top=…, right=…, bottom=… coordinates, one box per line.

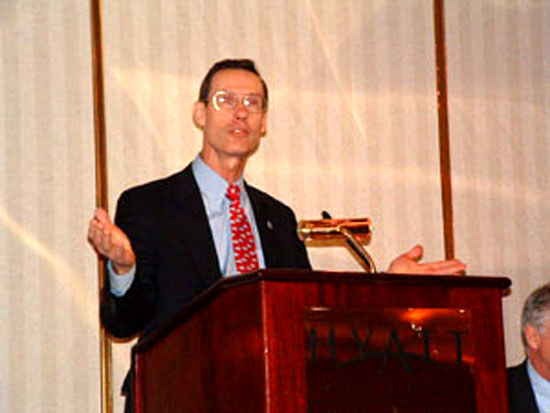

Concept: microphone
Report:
left=321, top=210, right=332, bottom=219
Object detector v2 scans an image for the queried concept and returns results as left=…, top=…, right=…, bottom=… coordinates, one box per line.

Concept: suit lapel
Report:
left=247, top=184, right=280, bottom=268
left=521, top=361, right=540, bottom=412
left=168, top=169, right=284, bottom=277
left=170, top=165, right=222, bottom=287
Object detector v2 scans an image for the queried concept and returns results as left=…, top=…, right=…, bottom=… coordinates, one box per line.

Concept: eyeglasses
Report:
left=210, top=90, right=267, bottom=113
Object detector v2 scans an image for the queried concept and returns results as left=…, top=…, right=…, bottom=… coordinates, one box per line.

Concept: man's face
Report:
left=194, top=69, right=267, bottom=167
left=526, top=320, right=550, bottom=380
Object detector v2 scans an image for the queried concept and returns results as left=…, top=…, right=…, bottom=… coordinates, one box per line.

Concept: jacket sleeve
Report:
left=100, top=189, right=159, bottom=339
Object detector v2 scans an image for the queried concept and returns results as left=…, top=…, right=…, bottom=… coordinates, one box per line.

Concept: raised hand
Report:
left=87, top=208, right=136, bottom=275
left=387, top=244, right=466, bottom=276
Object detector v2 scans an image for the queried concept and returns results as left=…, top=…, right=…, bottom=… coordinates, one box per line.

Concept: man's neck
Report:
left=199, top=152, right=247, bottom=183
left=529, top=352, right=550, bottom=381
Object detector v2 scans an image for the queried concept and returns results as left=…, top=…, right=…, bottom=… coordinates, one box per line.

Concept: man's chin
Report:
left=226, top=142, right=261, bottom=159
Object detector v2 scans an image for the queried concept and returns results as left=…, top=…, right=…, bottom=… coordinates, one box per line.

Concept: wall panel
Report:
left=0, top=1, right=98, bottom=412
left=446, top=0, right=550, bottom=365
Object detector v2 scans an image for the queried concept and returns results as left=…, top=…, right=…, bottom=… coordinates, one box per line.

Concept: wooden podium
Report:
left=131, top=270, right=510, bottom=413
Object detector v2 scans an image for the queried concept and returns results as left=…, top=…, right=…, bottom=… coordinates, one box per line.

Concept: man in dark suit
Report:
left=88, top=58, right=466, bottom=411
left=508, top=283, right=550, bottom=413
left=99, top=162, right=311, bottom=339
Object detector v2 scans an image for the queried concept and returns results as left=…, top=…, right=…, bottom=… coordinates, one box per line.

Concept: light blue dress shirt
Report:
left=528, top=358, right=550, bottom=412
left=109, top=155, right=265, bottom=296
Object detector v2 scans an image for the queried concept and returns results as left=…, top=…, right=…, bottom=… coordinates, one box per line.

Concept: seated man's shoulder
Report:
left=507, top=360, right=539, bottom=413
left=507, top=360, right=528, bottom=383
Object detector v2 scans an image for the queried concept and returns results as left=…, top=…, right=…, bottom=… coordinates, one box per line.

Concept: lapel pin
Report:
left=267, top=220, right=274, bottom=231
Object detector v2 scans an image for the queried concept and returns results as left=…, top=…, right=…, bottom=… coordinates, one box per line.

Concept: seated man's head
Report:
left=522, top=283, right=550, bottom=380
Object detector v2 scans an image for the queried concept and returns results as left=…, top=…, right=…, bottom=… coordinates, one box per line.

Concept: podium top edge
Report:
left=247, top=269, right=511, bottom=289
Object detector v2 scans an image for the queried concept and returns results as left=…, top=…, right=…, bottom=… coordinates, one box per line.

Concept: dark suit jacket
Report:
left=101, top=163, right=311, bottom=340
left=507, top=360, right=539, bottom=413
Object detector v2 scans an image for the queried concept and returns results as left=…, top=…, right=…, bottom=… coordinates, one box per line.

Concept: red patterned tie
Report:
left=227, top=184, right=259, bottom=274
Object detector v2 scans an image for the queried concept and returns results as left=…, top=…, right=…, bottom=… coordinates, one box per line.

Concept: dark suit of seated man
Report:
left=508, top=283, right=550, bottom=413
left=87, top=58, right=466, bottom=413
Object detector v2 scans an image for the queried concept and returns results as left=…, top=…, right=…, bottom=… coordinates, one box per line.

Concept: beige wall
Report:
left=446, top=0, right=550, bottom=366
left=1, top=0, right=549, bottom=411
left=0, top=1, right=98, bottom=412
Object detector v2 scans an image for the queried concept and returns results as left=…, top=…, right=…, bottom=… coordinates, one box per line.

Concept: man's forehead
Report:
left=210, top=69, right=264, bottom=94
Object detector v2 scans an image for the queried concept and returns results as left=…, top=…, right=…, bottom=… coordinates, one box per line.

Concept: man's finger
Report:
left=421, top=259, right=466, bottom=275
left=93, top=207, right=112, bottom=225
left=403, top=244, right=424, bottom=261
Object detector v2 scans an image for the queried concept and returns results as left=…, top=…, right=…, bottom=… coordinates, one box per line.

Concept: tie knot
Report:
left=227, top=184, right=240, bottom=201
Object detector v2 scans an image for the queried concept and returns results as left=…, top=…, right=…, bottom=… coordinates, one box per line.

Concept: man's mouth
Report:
left=229, top=127, right=250, bottom=137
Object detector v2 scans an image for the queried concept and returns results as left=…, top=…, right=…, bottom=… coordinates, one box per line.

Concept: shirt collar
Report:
left=527, top=358, right=550, bottom=402
left=192, top=154, right=245, bottom=206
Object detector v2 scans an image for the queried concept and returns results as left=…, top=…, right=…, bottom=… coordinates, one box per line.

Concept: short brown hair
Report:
left=198, top=59, right=268, bottom=107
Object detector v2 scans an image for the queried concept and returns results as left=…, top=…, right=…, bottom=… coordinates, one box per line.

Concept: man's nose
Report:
left=233, top=100, right=249, bottom=120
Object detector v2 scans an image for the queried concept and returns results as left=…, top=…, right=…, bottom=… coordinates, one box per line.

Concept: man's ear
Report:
left=526, top=323, right=541, bottom=350
left=260, top=112, right=268, bottom=136
left=192, top=101, right=206, bottom=129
